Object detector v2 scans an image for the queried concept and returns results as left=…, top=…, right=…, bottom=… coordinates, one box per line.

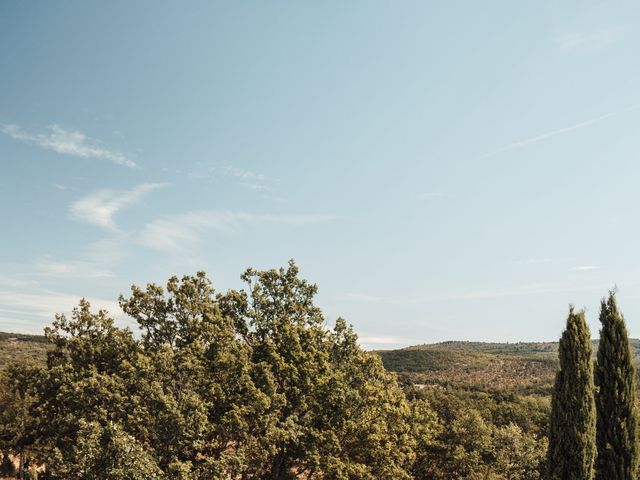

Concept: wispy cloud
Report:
left=223, top=166, right=270, bottom=182
left=0, top=124, right=136, bottom=167
left=480, top=104, right=640, bottom=159
left=33, top=256, right=115, bottom=279
left=343, top=280, right=606, bottom=306
left=224, top=166, right=278, bottom=192
left=138, top=210, right=336, bottom=252
left=71, top=183, right=167, bottom=229
left=358, top=335, right=412, bottom=348
left=240, top=182, right=274, bottom=192
left=0, top=287, right=123, bottom=332
left=83, top=234, right=132, bottom=265
left=459, top=282, right=597, bottom=300
left=570, top=265, right=600, bottom=272
left=186, top=164, right=279, bottom=194
left=0, top=274, right=34, bottom=288
left=558, top=29, right=622, bottom=54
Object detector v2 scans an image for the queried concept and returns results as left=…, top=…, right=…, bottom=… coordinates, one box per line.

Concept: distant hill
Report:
left=376, top=339, right=640, bottom=394
left=3, top=332, right=640, bottom=395
left=0, top=332, right=49, bottom=370
left=403, top=339, right=640, bottom=359
left=403, top=341, right=559, bottom=357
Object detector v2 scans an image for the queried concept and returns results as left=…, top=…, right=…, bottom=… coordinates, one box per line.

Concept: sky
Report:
left=2, top=1, right=640, bottom=349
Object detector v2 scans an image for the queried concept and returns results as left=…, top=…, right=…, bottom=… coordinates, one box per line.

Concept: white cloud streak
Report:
left=71, top=183, right=167, bottom=230
left=558, top=29, right=621, bottom=54
left=0, top=288, right=123, bottom=332
left=223, top=166, right=271, bottom=182
left=138, top=210, right=336, bottom=252
left=459, top=282, right=598, bottom=300
left=240, top=182, right=274, bottom=192
left=570, top=265, right=600, bottom=272
left=480, top=104, right=640, bottom=159
left=0, top=274, right=34, bottom=288
left=358, top=336, right=412, bottom=348
left=0, top=124, right=136, bottom=167
left=33, top=257, right=115, bottom=279
left=343, top=280, right=606, bottom=306
left=223, top=166, right=278, bottom=192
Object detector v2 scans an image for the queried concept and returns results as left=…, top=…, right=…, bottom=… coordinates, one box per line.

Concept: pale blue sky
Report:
left=2, top=1, right=640, bottom=348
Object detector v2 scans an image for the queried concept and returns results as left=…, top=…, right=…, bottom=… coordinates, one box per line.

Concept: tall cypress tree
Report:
left=595, top=291, right=638, bottom=480
left=547, top=306, right=596, bottom=480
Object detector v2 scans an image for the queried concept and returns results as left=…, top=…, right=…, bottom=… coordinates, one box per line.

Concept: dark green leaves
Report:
left=595, top=292, right=639, bottom=480
left=547, top=307, right=596, bottom=480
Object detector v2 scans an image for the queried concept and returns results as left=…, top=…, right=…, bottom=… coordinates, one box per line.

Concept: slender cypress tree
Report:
left=595, top=291, right=638, bottom=480
left=547, top=306, right=596, bottom=480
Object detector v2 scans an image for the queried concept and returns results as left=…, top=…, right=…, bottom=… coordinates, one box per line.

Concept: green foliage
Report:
left=0, top=362, right=40, bottom=478
left=7, top=265, right=636, bottom=480
left=378, top=348, right=557, bottom=393
left=212, top=263, right=415, bottom=478
left=493, top=422, right=547, bottom=480
left=595, top=292, right=639, bottom=480
left=410, top=386, right=548, bottom=479
left=20, top=261, right=415, bottom=479
left=379, top=349, right=494, bottom=372
left=546, top=307, right=596, bottom=480
left=33, top=299, right=139, bottom=466
left=48, top=420, right=162, bottom=480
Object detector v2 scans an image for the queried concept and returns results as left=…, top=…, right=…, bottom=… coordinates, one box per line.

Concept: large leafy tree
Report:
left=31, top=261, right=415, bottom=479
left=119, top=270, right=269, bottom=477
left=217, top=261, right=415, bottom=479
left=595, top=292, right=638, bottom=480
left=34, top=299, right=139, bottom=473
left=546, top=307, right=596, bottom=480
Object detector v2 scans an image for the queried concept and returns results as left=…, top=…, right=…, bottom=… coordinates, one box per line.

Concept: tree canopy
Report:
left=595, top=292, right=639, bottom=480
left=547, top=307, right=596, bottom=480
left=5, top=261, right=416, bottom=479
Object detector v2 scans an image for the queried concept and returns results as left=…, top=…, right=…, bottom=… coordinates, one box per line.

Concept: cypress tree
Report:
left=595, top=291, right=638, bottom=480
left=547, top=306, right=596, bottom=480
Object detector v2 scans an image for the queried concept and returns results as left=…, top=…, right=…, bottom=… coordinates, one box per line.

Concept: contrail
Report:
left=480, top=103, right=640, bottom=159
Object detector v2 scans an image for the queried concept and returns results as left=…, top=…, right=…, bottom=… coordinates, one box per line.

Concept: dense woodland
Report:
left=0, top=262, right=637, bottom=479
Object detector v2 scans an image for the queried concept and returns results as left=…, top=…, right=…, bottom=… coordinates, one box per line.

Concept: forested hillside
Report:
left=377, top=339, right=640, bottom=393
left=402, top=338, right=640, bottom=358
left=0, top=333, right=49, bottom=370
